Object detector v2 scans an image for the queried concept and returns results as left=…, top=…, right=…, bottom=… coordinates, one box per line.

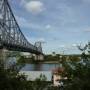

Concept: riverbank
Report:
left=29, top=60, right=59, bottom=64
left=40, top=61, right=59, bottom=64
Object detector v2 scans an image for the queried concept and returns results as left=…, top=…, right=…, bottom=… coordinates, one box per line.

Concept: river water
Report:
left=6, top=57, right=61, bottom=71
left=21, top=63, right=60, bottom=71
left=7, top=58, right=61, bottom=81
left=20, top=63, right=61, bottom=81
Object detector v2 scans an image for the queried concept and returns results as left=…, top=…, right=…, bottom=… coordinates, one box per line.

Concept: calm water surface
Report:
left=8, top=58, right=61, bottom=80
left=21, top=64, right=60, bottom=71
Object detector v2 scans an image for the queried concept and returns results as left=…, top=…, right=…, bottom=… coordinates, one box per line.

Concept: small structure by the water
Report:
left=52, top=67, right=64, bottom=87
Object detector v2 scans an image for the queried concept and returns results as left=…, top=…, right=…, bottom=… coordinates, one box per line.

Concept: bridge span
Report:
left=0, top=0, right=43, bottom=56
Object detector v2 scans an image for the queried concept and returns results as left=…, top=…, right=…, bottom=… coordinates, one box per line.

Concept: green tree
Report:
left=0, top=59, right=50, bottom=90
left=0, top=60, right=31, bottom=90
left=62, top=42, right=90, bottom=90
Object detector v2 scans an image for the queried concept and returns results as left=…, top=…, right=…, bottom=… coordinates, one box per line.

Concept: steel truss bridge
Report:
left=0, top=0, right=43, bottom=55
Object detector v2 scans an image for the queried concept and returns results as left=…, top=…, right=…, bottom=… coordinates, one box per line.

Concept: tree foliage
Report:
left=0, top=61, right=30, bottom=90
left=62, top=43, right=90, bottom=90
left=0, top=60, right=49, bottom=90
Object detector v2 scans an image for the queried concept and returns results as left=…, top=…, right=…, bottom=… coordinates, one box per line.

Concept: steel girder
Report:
left=0, top=0, right=42, bottom=54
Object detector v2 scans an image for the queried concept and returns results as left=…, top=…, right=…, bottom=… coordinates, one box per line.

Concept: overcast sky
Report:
left=9, top=0, right=90, bottom=54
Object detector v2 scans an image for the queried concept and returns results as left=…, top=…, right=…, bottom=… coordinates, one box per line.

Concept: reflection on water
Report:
left=33, top=64, right=42, bottom=71
left=21, top=64, right=60, bottom=71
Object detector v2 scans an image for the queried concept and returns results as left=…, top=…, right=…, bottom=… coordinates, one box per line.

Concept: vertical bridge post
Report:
left=0, top=48, right=8, bottom=65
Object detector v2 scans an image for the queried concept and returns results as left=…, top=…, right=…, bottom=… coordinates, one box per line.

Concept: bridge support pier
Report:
left=33, top=54, right=44, bottom=61
left=0, top=48, right=8, bottom=64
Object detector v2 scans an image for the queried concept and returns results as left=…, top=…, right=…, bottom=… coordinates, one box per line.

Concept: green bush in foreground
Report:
left=0, top=62, right=30, bottom=90
left=62, top=53, right=90, bottom=90
left=0, top=60, right=49, bottom=90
